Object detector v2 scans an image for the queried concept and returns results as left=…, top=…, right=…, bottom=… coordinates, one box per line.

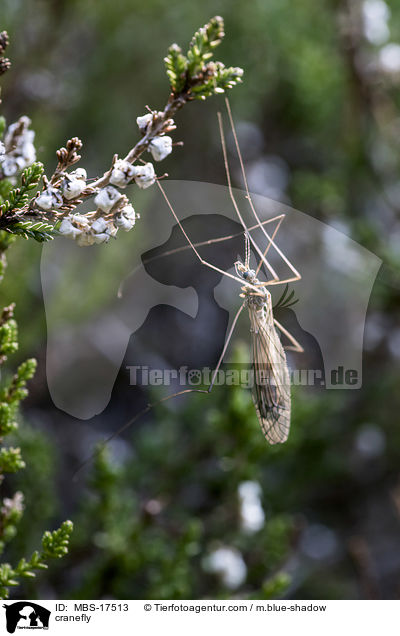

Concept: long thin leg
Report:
left=157, top=179, right=262, bottom=294
left=143, top=215, right=286, bottom=268
left=208, top=301, right=246, bottom=392
left=250, top=216, right=301, bottom=287
left=73, top=386, right=209, bottom=477
left=223, top=98, right=302, bottom=285
left=274, top=318, right=304, bottom=352
left=74, top=303, right=247, bottom=477
left=117, top=214, right=286, bottom=299
left=250, top=211, right=301, bottom=287
left=252, top=274, right=302, bottom=287
left=254, top=214, right=284, bottom=277
left=217, top=112, right=280, bottom=282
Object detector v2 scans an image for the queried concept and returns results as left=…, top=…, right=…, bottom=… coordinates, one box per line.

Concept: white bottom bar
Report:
left=1, top=599, right=397, bottom=635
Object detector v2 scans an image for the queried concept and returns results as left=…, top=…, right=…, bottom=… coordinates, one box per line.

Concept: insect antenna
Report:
left=244, top=231, right=251, bottom=269
left=224, top=98, right=301, bottom=286
left=217, top=111, right=280, bottom=283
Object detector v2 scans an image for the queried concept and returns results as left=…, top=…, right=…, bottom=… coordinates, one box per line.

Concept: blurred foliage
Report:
left=64, top=373, right=297, bottom=599
left=0, top=0, right=400, bottom=601
left=0, top=289, right=72, bottom=598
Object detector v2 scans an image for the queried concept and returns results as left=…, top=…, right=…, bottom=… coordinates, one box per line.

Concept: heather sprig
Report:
left=0, top=16, right=243, bottom=600
left=0, top=306, right=73, bottom=599
left=0, top=17, right=243, bottom=248
left=166, top=16, right=243, bottom=98
left=0, top=520, right=74, bottom=598
left=0, top=325, right=73, bottom=599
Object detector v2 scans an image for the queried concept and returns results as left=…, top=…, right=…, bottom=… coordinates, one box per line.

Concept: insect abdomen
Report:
left=248, top=297, right=291, bottom=444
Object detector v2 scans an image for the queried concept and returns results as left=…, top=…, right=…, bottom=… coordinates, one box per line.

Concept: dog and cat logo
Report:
left=2, top=602, right=50, bottom=633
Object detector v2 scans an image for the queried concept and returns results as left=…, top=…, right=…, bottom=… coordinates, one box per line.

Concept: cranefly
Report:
left=76, top=100, right=303, bottom=473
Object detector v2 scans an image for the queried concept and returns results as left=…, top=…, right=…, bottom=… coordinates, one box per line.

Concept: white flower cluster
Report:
left=379, top=42, right=400, bottom=73
left=203, top=547, right=247, bottom=589
left=132, top=162, right=156, bottom=188
left=93, top=185, right=137, bottom=231
left=109, top=159, right=156, bottom=189
left=94, top=184, right=123, bottom=211
left=36, top=168, right=87, bottom=211
left=36, top=186, right=63, bottom=211
left=0, top=116, right=36, bottom=177
left=238, top=481, right=265, bottom=533
left=136, top=112, right=174, bottom=161
left=57, top=182, right=138, bottom=246
left=32, top=110, right=175, bottom=248
left=114, top=204, right=136, bottom=231
left=35, top=167, right=138, bottom=247
left=361, top=1, right=400, bottom=76
left=61, top=168, right=87, bottom=200
left=1, top=490, right=24, bottom=516
left=362, top=0, right=390, bottom=46
left=106, top=113, right=173, bottom=194
left=136, top=112, right=155, bottom=132
left=59, top=213, right=119, bottom=247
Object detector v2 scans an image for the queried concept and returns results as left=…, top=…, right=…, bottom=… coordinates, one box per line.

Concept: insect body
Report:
left=235, top=260, right=291, bottom=444
left=76, top=100, right=302, bottom=473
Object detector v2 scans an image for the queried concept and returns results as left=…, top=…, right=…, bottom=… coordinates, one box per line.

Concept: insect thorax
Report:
left=246, top=288, right=267, bottom=307
left=235, top=261, right=271, bottom=310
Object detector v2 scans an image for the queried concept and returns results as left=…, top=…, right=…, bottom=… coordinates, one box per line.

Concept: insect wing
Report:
left=248, top=300, right=291, bottom=444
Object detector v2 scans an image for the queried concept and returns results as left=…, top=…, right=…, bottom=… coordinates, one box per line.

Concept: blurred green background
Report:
left=2, top=0, right=400, bottom=599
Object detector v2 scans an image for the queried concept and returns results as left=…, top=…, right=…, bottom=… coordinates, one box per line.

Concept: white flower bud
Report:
left=132, top=162, right=156, bottom=189
left=238, top=481, right=265, bottom=533
left=0, top=141, right=5, bottom=163
left=115, top=204, right=137, bottom=231
left=204, top=547, right=247, bottom=589
left=36, top=186, right=63, bottom=211
left=71, top=213, right=90, bottom=228
left=59, top=218, right=82, bottom=239
left=21, top=129, right=35, bottom=145
left=4, top=119, right=34, bottom=150
left=92, top=232, right=111, bottom=244
left=115, top=216, right=134, bottom=231
left=89, top=216, right=117, bottom=243
left=122, top=203, right=136, bottom=219
left=16, top=131, right=35, bottom=155
left=61, top=175, right=86, bottom=200
left=91, top=216, right=108, bottom=234
left=20, top=141, right=36, bottom=165
left=136, top=113, right=153, bottom=132
left=149, top=135, right=173, bottom=161
left=109, top=159, right=135, bottom=188
left=58, top=212, right=103, bottom=245
left=69, top=167, right=87, bottom=180
left=94, top=185, right=123, bottom=212
left=3, top=122, right=19, bottom=148
left=1, top=156, right=26, bottom=177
